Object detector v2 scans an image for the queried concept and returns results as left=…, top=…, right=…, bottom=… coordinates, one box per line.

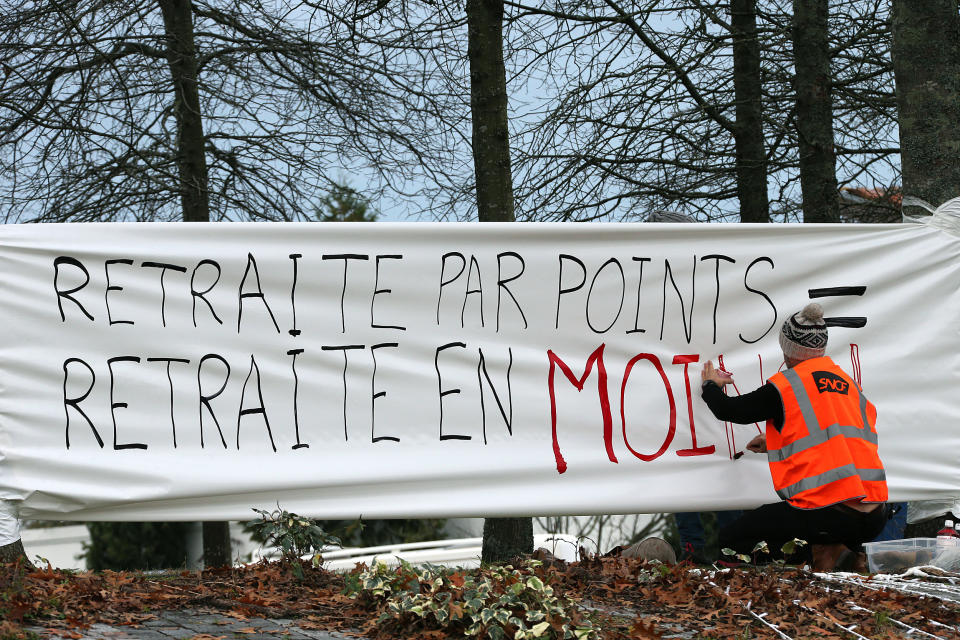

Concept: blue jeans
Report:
left=871, top=502, right=907, bottom=542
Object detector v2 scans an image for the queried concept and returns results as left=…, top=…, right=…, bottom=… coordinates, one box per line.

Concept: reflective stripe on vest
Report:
left=766, top=368, right=876, bottom=463
left=776, top=465, right=886, bottom=501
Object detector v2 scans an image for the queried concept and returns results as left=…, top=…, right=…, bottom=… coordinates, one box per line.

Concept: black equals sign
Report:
left=808, top=286, right=867, bottom=328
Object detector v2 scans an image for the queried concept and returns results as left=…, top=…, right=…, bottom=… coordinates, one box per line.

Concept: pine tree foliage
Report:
left=83, top=522, right=190, bottom=571
left=313, top=183, right=379, bottom=222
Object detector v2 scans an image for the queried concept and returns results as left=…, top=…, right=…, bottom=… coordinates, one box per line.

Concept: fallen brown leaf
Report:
left=628, top=617, right=661, bottom=639
left=222, top=610, right=249, bottom=620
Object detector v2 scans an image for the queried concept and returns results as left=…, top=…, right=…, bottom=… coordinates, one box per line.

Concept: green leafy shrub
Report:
left=83, top=522, right=190, bottom=571
left=245, top=515, right=447, bottom=550
left=346, top=560, right=599, bottom=639
left=319, top=517, right=448, bottom=547
left=246, top=508, right=340, bottom=575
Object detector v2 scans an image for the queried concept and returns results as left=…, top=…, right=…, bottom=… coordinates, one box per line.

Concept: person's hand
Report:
left=746, top=434, right=767, bottom=453
left=701, top=360, right=733, bottom=387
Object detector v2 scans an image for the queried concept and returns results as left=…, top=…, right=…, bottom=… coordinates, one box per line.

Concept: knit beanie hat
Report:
left=779, top=303, right=828, bottom=361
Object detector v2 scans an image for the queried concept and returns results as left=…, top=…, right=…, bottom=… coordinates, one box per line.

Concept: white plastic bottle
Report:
left=936, top=519, right=960, bottom=548
left=935, top=519, right=960, bottom=571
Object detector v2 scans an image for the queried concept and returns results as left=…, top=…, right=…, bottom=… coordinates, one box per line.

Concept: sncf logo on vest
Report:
left=813, top=371, right=849, bottom=395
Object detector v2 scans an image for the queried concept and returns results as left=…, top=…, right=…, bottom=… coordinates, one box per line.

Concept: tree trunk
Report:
left=203, top=521, right=232, bottom=567
left=791, top=0, right=839, bottom=223
left=730, top=0, right=769, bottom=223
left=466, top=0, right=531, bottom=563
left=0, top=539, right=34, bottom=569
left=158, top=0, right=210, bottom=222
left=481, top=517, right=533, bottom=563
left=467, top=0, right=515, bottom=222
left=158, top=0, right=227, bottom=566
left=891, top=0, right=960, bottom=215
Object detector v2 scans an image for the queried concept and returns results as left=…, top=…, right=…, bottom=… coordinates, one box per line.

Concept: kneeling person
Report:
left=701, top=303, right=887, bottom=570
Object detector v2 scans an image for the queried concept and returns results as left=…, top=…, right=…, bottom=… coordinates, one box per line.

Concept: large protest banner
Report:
left=0, top=221, right=958, bottom=523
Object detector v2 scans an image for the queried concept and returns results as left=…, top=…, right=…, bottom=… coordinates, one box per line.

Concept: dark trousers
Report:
left=676, top=510, right=743, bottom=550
left=719, top=502, right=888, bottom=561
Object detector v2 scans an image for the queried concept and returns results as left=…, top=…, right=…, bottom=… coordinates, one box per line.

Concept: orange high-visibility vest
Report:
left=766, top=356, right=887, bottom=509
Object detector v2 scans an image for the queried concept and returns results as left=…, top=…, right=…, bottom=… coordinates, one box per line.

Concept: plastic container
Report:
left=863, top=538, right=939, bottom=573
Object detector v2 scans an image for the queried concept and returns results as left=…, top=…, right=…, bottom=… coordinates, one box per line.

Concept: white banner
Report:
left=0, top=222, right=958, bottom=521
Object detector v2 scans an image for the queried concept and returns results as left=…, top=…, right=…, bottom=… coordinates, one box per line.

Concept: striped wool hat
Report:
left=779, top=303, right=828, bottom=361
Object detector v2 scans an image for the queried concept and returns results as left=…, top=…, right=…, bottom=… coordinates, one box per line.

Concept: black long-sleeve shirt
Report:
left=701, top=380, right=785, bottom=431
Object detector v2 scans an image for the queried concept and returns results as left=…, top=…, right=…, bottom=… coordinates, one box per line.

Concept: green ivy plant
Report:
left=246, top=507, right=340, bottom=576
left=346, top=560, right=599, bottom=639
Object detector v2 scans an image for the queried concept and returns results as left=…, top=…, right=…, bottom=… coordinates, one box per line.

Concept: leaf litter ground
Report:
left=2, top=555, right=958, bottom=639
